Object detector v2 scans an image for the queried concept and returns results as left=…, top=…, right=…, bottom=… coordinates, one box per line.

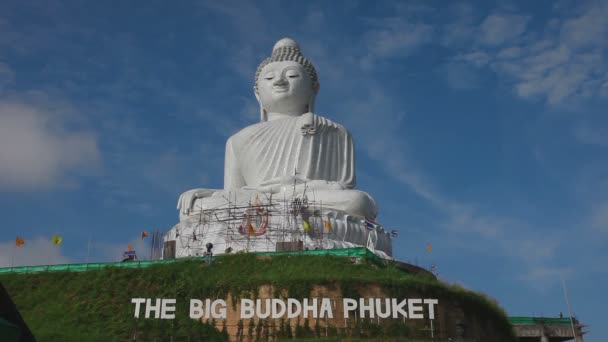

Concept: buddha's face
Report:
left=257, top=61, right=314, bottom=116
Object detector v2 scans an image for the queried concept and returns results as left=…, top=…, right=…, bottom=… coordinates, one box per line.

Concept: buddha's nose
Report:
left=273, top=76, right=288, bottom=86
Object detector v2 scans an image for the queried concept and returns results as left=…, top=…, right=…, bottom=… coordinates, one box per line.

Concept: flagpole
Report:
left=86, top=233, right=92, bottom=263
left=10, top=244, right=16, bottom=267
left=560, top=274, right=577, bottom=339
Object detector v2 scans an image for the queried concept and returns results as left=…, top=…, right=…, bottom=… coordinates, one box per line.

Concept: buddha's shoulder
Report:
left=314, top=113, right=349, bottom=133
left=226, top=121, right=269, bottom=146
left=227, top=114, right=350, bottom=145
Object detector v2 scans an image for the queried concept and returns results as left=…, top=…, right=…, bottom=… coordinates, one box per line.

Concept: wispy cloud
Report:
left=0, top=93, right=100, bottom=191
left=0, top=237, right=71, bottom=267
left=442, top=2, right=608, bottom=106
left=479, top=13, right=530, bottom=46
left=574, top=122, right=608, bottom=147
left=590, top=201, right=608, bottom=234
left=360, top=17, right=433, bottom=69
left=0, top=61, right=14, bottom=92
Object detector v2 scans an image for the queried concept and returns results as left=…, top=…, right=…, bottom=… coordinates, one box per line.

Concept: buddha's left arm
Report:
left=224, top=137, right=246, bottom=190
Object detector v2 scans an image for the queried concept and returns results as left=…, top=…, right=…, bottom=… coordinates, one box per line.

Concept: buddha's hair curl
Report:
left=254, top=44, right=320, bottom=94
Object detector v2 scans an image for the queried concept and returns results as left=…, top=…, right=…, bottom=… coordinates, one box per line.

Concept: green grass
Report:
left=0, top=254, right=516, bottom=341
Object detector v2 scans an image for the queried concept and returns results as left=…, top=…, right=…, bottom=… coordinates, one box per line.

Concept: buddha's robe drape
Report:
left=224, top=114, right=356, bottom=191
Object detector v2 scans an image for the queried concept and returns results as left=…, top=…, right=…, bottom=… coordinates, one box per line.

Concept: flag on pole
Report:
left=390, top=230, right=399, bottom=237
left=303, top=220, right=311, bottom=232
left=52, top=235, right=63, bottom=245
left=141, top=230, right=148, bottom=239
left=15, top=237, right=25, bottom=247
left=127, top=243, right=133, bottom=251
left=324, top=220, right=333, bottom=232
left=364, top=217, right=379, bottom=230
left=426, top=244, right=432, bottom=252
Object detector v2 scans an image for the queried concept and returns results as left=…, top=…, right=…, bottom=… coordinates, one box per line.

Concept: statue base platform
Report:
left=163, top=200, right=392, bottom=259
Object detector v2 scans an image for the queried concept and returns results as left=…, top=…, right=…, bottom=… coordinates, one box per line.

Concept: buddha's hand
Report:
left=299, top=112, right=317, bottom=136
left=177, top=189, right=217, bottom=215
left=299, top=113, right=339, bottom=136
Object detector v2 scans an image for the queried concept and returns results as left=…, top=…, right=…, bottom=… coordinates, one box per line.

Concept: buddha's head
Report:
left=254, top=38, right=320, bottom=121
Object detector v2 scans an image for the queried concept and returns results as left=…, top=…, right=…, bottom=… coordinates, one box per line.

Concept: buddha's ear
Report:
left=254, top=92, right=267, bottom=122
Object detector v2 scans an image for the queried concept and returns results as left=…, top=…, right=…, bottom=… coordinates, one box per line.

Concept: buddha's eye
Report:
left=286, top=71, right=300, bottom=78
left=264, top=72, right=275, bottom=80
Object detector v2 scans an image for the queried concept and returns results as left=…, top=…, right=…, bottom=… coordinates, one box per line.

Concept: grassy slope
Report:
left=0, top=254, right=516, bottom=341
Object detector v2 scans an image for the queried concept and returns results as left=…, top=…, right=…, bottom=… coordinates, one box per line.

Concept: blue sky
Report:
left=0, top=0, right=606, bottom=339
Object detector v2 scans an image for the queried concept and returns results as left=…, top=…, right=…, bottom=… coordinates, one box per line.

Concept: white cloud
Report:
left=496, top=47, right=523, bottom=59
left=0, top=62, right=14, bottom=92
left=456, top=51, right=491, bottom=67
left=360, top=17, right=433, bottom=68
left=364, top=20, right=433, bottom=58
left=560, top=2, right=608, bottom=49
left=441, top=3, right=476, bottom=48
left=521, top=266, right=573, bottom=290
left=479, top=13, right=530, bottom=46
left=0, top=237, right=71, bottom=267
left=444, top=3, right=608, bottom=105
left=0, top=96, right=100, bottom=191
left=591, top=201, right=608, bottom=234
left=574, top=123, right=608, bottom=147
left=444, top=61, right=483, bottom=90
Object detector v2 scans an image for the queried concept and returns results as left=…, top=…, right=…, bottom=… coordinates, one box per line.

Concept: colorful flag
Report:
left=128, top=243, right=133, bottom=251
left=324, top=220, right=333, bottom=232
left=141, top=230, right=148, bottom=239
left=426, top=244, right=432, bottom=252
left=15, top=237, right=25, bottom=247
left=364, top=217, right=378, bottom=230
left=303, top=220, right=311, bottom=232
left=390, top=230, right=399, bottom=237
left=52, top=235, right=63, bottom=245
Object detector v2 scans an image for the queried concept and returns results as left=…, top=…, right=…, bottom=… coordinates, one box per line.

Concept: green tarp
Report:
left=509, top=316, right=573, bottom=325
left=0, top=247, right=383, bottom=275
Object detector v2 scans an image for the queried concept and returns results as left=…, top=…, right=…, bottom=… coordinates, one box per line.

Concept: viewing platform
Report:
left=510, top=316, right=587, bottom=342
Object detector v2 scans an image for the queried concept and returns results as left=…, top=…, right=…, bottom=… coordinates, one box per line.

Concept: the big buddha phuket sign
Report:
left=131, top=297, right=439, bottom=321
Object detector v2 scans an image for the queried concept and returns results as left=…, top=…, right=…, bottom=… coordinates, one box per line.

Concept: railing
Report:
left=0, top=247, right=385, bottom=275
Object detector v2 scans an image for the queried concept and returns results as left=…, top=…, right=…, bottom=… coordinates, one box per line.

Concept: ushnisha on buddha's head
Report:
left=254, top=38, right=320, bottom=121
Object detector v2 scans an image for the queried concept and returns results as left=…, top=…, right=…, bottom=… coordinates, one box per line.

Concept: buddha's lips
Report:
left=272, top=87, right=288, bottom=92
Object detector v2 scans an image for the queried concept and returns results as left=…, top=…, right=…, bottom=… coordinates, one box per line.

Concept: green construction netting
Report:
left=509, top=316, right=573, bottom=325
left=0, top=247, right=383, bottom=275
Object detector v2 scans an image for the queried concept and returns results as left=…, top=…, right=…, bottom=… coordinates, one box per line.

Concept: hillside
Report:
left=0, top=253, right=516, bottom=341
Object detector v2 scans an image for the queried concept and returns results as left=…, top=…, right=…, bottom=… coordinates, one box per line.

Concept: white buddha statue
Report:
left=166, top=38, right=392, bottom=258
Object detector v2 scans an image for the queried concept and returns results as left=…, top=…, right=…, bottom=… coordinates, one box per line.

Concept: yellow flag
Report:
left=426, top=244, right=432, bottom=252
left=303, top=220, right=311, bottom=232
left=52, top=235, right=63, bottom=245
left=127, top=243, right=133, bottom=251
left=248, top=223, right=255, bottom=235
left=324, top=220, right=332, bottom=231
